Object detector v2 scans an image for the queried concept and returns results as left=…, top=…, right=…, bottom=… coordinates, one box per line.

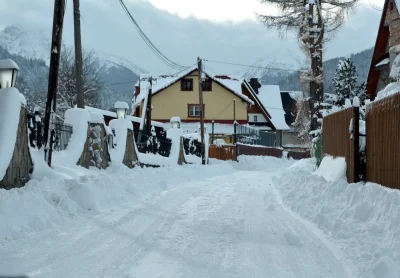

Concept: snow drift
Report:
left=273, top=157, right=400, bottom=278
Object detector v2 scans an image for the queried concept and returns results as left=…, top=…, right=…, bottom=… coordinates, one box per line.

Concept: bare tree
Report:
left=57, top=46, right=103, bottom=117
left=258, top=0, right=359, bottom=134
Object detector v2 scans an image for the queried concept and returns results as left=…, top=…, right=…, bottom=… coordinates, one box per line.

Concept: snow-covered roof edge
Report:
left=135, top=65, right=254, bottom=106
left=85, top=106, right=166, bottom=129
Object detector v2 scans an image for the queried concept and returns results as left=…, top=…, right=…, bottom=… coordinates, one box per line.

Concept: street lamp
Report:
left=114, top=101, right=129, bottom=120
left=170, top=116, right=181, bottom=129
left=0, top=59, right=19, bottom=89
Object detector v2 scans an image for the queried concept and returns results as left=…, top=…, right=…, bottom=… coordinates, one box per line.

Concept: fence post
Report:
left=354, top=106, right=360, bottom=183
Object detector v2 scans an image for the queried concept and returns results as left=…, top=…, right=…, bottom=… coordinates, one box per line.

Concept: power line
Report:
left=203, top=59, right=300, bottom=73
left=117, top=0, right=186, bottom=70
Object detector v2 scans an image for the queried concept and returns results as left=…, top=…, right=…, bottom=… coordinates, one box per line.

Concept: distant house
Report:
left=243, top=78, right=290, bottom=131
left=366, top=0, right=400, bottom=99
left=132, top=66, right=253, bottom=124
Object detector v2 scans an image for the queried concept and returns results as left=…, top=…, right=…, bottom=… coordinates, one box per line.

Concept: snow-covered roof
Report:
left=133, top=65, right=253, bottom=107
left=0, top=59, right=19, bottom=70
left=258, top=85, right=290, bottom=130
left=85, top=106, right=165, bottom=129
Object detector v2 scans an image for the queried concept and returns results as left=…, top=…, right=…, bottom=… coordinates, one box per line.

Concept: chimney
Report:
left=249, top=78, right=261, bottom=94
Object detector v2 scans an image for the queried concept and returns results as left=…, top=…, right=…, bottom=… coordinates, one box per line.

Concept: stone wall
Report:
left=78, top=123, right=111, bottom=169
left=0, top=106, right=33, bottom=190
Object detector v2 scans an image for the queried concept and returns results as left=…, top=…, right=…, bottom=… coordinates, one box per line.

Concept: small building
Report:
left=366, top=0, right=400, bottom=99
left=242, top=78, right=290, bottom=131
left=132, top=66, right=254, bottom=124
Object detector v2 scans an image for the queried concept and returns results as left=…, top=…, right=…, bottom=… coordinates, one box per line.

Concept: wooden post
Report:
left=43, top=0, right=66, bottom=167
left=198, top=57, right=206, bottom=165
left=73, top=0, right=84, bottom=108
left=353, top=106, right=360, bottom=183
left=146, top=77, right=152, bottom=135
left=233, top=99, right=237, bottom=144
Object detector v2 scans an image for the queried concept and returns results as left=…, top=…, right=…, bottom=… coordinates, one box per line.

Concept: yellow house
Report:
left=132, top=66, right=253, bottom=124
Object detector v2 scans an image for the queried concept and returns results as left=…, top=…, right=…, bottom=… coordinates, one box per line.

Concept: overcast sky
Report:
left=0, top=0, right=384, bottom=73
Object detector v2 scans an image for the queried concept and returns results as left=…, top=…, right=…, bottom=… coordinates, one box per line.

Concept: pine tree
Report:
left=330, top=58, right=359, bottom=106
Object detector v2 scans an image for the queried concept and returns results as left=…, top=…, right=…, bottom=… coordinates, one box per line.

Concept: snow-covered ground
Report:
left=0, top=155, right=399, bottom=277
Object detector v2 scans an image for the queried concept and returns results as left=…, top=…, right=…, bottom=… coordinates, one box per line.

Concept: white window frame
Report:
left=189, top=105, right=201, bottom=117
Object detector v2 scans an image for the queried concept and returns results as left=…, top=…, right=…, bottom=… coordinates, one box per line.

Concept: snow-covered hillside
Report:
left=0, top=25, right=147, bottom=75
left=0, top=26, right=50, bottom=64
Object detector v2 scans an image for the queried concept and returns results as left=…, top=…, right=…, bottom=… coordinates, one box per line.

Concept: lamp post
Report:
left=115, top=101, right=129, bottom=120
left=0, top=59, right=19, bottom=89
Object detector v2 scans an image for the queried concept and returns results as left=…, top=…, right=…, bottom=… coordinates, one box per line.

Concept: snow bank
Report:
left=314, top=156, right=346, bottom=182
left=109, top=119, right=133, bottom=163
left=0, top=157, right=237, bottom=241
left=273, top=158, right=400, bottom=278
left=236, top=155, right=294, bottom=172
left=0, top=88, right=26, bottom=180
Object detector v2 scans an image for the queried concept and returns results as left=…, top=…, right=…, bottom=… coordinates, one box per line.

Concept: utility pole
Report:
left=146, top=77, right=152, bottom=135
left=73, top=0, right=84, bottom=108
left=43, top=0, right=66, bottom=167
left=233, top=99, right=237, bottom=144
left=198, top=57, right=206, bottom=165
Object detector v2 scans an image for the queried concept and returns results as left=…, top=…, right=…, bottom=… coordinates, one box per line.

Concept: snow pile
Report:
left=109, top=119, right=133, bottom=163
left=52, top=108, right=90, bottom=166
left=0, top=88, right=27, bottom=180
left=0, top=157, right=237, bottom=241
left=375, top=82, right=400, bottom=101
left=315, top=156, right=346, bottom=182
left=273, top=158, right=400, bottom=278
left=166, top=128, right=183, bottom=163
left=390, top=54, right=400, bottom=80
left=89, top=112, right=105, bottom=124
left=114, top=101, right=129, bottom=110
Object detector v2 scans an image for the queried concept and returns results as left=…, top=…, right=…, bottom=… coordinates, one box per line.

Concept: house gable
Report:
left=367, top=0, right=400, bottom=99
left=148, top=70, right=250, bottom=123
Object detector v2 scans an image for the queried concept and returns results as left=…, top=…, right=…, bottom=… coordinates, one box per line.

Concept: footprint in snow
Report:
left=284, top=230, right=304, bottom=247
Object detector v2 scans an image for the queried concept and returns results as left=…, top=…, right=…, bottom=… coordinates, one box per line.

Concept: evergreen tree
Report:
left=327, top=58, right=365, bottom=107
left=331, top=58, right=357, bottom=106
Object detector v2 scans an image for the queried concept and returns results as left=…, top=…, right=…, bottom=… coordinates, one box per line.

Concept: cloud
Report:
left=0, top=0, right=381, bottom=73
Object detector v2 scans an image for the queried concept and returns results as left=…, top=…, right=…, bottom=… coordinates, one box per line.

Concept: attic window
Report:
left=203, top=79, right=212, bottom=91
left=390, top=1, right=394, bottom=10
left=181, top=78, right=193, bottom=91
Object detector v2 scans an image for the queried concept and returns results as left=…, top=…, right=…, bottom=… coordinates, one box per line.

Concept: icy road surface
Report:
left=0, top=166, right=352, bottom=277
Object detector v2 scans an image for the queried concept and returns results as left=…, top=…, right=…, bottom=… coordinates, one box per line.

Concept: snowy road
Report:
left=1, top=166, right=351, bottom=277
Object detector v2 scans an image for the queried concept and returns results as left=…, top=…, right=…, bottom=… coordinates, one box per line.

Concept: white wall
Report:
left=248, top=113, right=267, bottom=123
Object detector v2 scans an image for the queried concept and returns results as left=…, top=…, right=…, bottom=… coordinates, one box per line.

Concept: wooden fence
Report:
left=236, top=144, right=283, bottom=158
left=366, top=93, right=400, bottom=189
left=322, top=107, right=359, bottom=183
left=208, top=145, right=237, bottom=161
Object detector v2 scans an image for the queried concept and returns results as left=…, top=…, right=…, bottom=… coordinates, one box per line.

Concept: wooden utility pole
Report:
left=43, top=0, right=66, bottom=167
left=146, top=77, right=152, bottom=134
left=73, top=0, right=84, bottom=108
left=198, top=57, right=206, bottom=165
left=233, top=99, right=236, bottom=144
